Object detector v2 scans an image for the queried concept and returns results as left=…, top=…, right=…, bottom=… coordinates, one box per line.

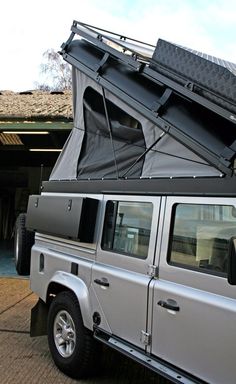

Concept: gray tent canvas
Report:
left=50, top=22, right=236, bottom=182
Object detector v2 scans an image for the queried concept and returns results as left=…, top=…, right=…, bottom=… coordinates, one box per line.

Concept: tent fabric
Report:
left=143, top=134, right=221, bottom=178
left=49, top=128, right=83, bottom=180
left=77, top=100, right=145, bottom=178
left=50, top=69, right=94, bottom=180
left=50, top=68, right=222, bottom=182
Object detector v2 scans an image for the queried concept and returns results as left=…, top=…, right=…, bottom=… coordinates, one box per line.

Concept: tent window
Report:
left=83, top=87, right=142, bottom=131
left=77, top=87, right=145, bottom=179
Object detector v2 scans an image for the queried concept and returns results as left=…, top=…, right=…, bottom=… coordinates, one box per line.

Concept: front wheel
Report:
left=47, top=291, right=100, bottom=379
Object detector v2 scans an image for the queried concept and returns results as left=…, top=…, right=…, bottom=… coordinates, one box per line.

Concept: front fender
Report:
left=47, top=271, right=93, bottom=330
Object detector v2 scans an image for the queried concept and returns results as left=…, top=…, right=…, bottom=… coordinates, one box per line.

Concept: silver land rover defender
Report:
left=16, top=21, right=236, bottom=384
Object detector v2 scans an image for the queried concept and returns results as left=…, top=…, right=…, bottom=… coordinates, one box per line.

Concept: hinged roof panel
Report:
left=56, top=21, right=236, bottom=183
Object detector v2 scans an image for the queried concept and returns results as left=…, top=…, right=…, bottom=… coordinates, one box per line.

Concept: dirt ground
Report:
left=0, top=277, right=170, bottom=384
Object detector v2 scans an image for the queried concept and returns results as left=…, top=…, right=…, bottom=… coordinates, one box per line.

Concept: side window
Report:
left=169, top=203, right=236, bottom=275
left=102, top=201, right=153, bottom=259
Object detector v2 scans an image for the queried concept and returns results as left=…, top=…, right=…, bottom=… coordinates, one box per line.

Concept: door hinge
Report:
left=140, top=330, right=151, bottom=346
left=148, top=264, right=158, bottom=278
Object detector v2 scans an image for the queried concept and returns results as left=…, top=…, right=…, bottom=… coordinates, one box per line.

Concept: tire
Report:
left=14, top=213, right=34, bottom=275
left=47, top=291, right=100, bottom=379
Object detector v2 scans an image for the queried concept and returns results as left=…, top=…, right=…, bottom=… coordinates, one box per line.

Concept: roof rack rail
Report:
left=62, top=20, right=155, bottom=63
left=61, top=21, right=236, bottom=125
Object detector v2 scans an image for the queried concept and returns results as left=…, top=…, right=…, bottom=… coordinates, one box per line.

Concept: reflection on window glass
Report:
left=170, top=204, right=236, bottom=274
left=102, top=201, right=153, bottom=259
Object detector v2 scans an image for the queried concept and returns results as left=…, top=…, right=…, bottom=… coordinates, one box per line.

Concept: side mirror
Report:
left=228, top=237, right=236, bottom=285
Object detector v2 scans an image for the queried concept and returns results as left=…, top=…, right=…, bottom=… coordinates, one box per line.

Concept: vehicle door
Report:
left=91, top=195, right=160, bottom=349
left=151, top=196, right=236, bottom=384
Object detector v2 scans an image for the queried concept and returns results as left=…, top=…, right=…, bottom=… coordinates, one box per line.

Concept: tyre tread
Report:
left=47, top=291, right=100, bottom=379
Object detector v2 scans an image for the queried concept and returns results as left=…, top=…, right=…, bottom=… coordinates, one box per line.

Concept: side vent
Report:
left=71, top=263, right=78, bottom=275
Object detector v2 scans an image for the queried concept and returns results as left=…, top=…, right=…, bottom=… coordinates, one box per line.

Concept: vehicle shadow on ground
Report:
left=97, top=345, right=171, bottom=384
left=0, top=277, right=171, bottom=384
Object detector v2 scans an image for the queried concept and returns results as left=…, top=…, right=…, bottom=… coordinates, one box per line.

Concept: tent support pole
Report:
left=121, top=131, right=166, bottom=178
left=102, top=87, right=119, bottom=179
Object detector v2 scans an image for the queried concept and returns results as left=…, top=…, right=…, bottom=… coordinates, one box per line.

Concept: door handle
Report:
left=158, top=299, right=180, bottom=312
left=94, top=278, right=110, bottom=287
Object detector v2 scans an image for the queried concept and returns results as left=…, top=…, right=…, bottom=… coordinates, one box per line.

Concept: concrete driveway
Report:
left=0, top=277, right=170, bottom=384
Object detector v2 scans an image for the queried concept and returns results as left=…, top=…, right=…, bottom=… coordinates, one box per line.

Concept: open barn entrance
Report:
left=0, top=121, right=71, bottom=274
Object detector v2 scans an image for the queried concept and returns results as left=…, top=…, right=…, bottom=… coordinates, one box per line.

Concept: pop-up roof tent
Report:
left=46, top=21, right=236, bottom=194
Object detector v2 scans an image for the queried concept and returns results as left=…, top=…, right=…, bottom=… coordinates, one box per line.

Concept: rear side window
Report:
left=169, top=203, right=236, bottom=275
left=102, top=201, right=153, bottom=259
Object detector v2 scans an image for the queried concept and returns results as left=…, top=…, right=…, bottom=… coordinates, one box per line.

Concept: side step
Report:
left=94, top=328, right=206, bottom=384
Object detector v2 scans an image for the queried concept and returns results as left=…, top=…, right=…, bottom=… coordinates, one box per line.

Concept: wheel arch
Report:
left=46, top=271, right=93, bottom=330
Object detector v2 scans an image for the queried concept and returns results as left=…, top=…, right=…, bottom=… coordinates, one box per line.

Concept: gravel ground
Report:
left=0, top=277, right=170, bottom=384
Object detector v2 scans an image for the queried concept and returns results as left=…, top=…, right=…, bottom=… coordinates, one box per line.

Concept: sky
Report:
left=0, top=0, right=235, bottom=92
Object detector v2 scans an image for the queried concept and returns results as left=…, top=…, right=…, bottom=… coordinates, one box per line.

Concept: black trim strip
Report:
left=43, top=176, right=236, bottom=196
